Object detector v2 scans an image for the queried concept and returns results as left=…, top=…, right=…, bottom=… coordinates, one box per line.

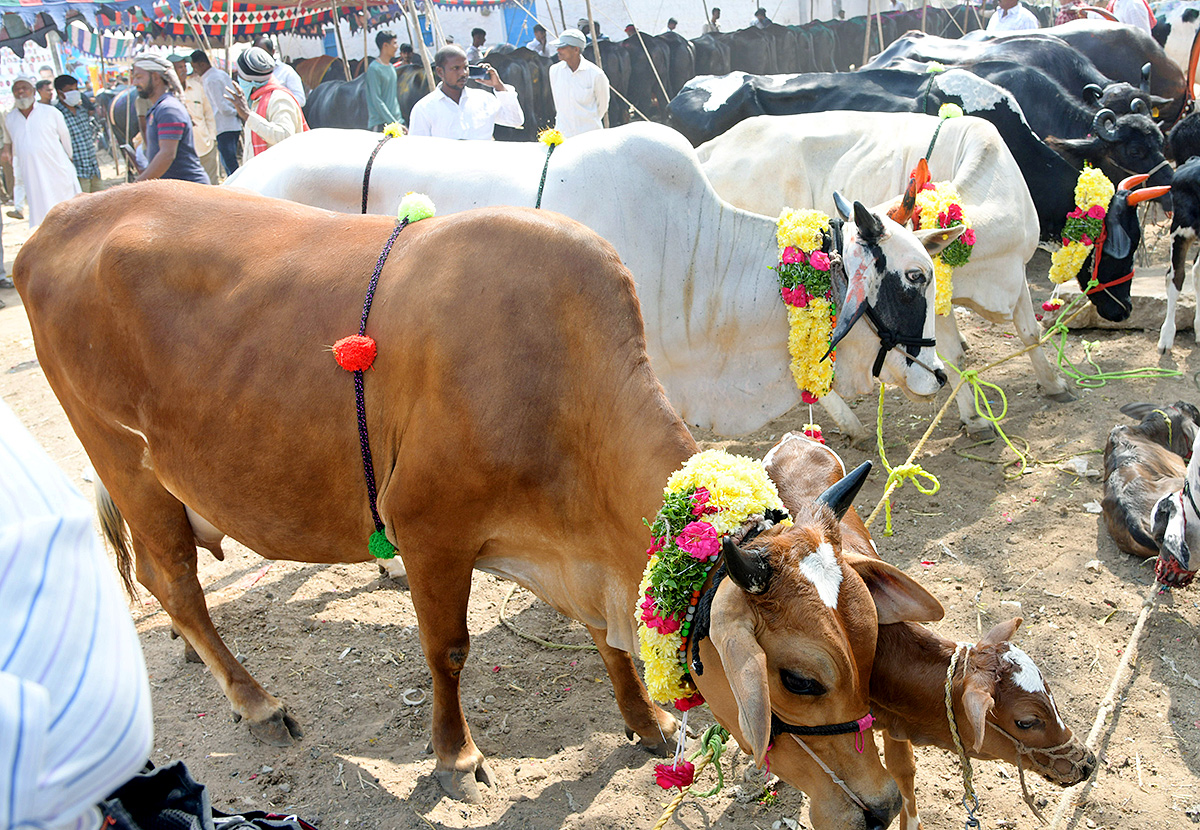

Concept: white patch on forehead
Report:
left=799, top=542, right=842, bottom=608
left=1002, top=646, right=1046, bottom=694
left=697, top=73, right=749, bottom=112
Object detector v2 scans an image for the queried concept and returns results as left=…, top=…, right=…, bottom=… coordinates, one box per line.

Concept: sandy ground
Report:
left=1, top=185, right=1198, bottom=830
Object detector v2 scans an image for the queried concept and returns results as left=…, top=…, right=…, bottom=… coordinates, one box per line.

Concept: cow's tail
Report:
left=95, top=478, right=139, bottom=600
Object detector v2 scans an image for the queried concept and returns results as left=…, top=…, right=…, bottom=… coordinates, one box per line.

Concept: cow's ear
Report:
left=844, top=552, right=945, bottom=624
left=709, top=585, right=772, bottom=766
left=979, top=617, right=1022, bottom=647
left=913, top=224, right=965, bottom=258
left=962, top=672, right=996, bottom=754
left=1044, top=136, right=1097, bottom=168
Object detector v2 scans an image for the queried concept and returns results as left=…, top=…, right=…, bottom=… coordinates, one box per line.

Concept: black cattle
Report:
left=303, top=73, right=368, bottom=130
left=396, top=64, right=432, bottom=123
left=798, top=22, right=836, bottom=72
left=668, top=67, right=1170, bottom=319
left=827, top=16, right=885, bottom=70
left=584, top=40, right=632, bottom=126
left=622, top=32, right=673, bottom=119
left=657, top=31, right=696, bottom=98
left=1168, top=111, right=1200, bottom=162
left=719, top=25, right=776, bottom=74
left=691, top=32, right=732, bottom=75
left=999, top=21, right=1187, bottom=121
left=759, top=23, right=803, bottom=73
left=106, top=86, right=139, bottom=146
left=484, top=46, right=548, bottom=139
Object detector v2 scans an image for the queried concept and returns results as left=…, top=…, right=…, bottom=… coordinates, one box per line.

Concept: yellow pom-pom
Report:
left=539, top=128, right=564, bottom=146
left=938, top=103, right=964, bottom=120
left=926, top=62, right=946, bottom=74
left=397, top=191, right=435, bottom=225
left=382, top=122, right=405, bottom=138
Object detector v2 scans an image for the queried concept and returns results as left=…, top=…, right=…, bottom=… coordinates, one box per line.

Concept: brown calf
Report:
left=18, top=182, right=944, bottom=828
left=764, top=432, right=1095, bottom=830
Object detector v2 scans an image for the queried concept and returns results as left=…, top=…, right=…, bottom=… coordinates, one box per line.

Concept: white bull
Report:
left=226, top=122, right=957, bottom=437
left=697, top=111, right=1070, bottom=440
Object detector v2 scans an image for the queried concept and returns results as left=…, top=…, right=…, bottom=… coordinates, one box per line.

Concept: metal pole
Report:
left=330, top=0, right=352, bottom=79
left=584, top=0, right=608, bottom=127
left=224, top=0, right=234, bottom=73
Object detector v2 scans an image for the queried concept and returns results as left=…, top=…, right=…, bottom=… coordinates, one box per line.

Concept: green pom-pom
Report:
left=938, top=103, right=964, bottom=120
left=368, top=529, right=397, bottom=559
left=926, top=61, right=946, bottom=74
left=397, top=192, right=435, bottom=225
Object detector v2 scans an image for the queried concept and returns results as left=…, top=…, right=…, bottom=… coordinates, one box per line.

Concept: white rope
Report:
left=787, top=733, right=870, bottom=812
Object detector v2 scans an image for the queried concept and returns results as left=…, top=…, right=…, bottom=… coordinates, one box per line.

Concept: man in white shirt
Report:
left=191, top=49, right=242, bottom=175
left=408, top=45, right=524, bottom=139
left=986, top=0, right=1039, bottom=30
left=3, top=78, right=79, bottom=228
left=0, top=399, right=154, bottom=830
left=702, top=7, right=721, bottom=33
left=171, top=54, right=220, bottom=183
left=526, top=24, right=553, bottom=57
left=549, top=29, right=609, bottom=138
left=253, top=37, right=307, bottom=106
left=1108, top=0, right=1152, bottom=34
left=467, top=28, right=487, bottom=63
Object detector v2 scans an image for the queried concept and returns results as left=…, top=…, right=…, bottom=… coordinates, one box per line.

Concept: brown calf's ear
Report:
left=979, top=617, right=1022, bottom=647
left=913, top=224, right=965, bottom=258
left=844, top=552, right=945, bottom=624
left=961, top=672, right=996, bottom=754
left=709, top=585, right=772, bottom=766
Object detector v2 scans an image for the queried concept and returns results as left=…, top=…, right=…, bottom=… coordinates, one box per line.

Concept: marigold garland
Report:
left=1049, top=164, right=1114, bottom=285
left=638, top=450, right=787, bottom=705
left=912, top=182, right=975, bottom=316
left=775, top=209, right=836, bottom=403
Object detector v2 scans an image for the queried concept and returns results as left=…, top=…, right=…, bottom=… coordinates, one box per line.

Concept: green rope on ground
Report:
left=875, top=384, right=942, bottom=536
left=950, top=365, right=1028, bottom=479
left=687, top=724, right=731, bottom=798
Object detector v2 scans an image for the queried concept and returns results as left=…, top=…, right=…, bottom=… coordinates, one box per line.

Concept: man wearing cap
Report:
left=253, top=37, right=306, bottom=107
left=170, top=55, right=219, bottom=184
left=190, top=49, right=241, bottom=175
left=408, top=44, right=523, bottom=140
left=229, top=46, right=308, bottom=164
left=367, top=31, right=404, bottom=131
left=132, top=54, right=209, bottom=184
left=549, top=29, right=609, bottom=138
left=4, top=78, right=79, bottom=228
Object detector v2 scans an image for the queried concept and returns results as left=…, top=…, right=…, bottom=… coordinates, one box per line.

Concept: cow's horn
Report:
left=1141, top=61, right=1152, bottom=93
left=816, top=461, right=873, bottom=521
left=722, top=535, right=772, bottom=595
left=832, top=191, right=853, bottom=221
left=1092, top=108, right=1119, bottom=142
left=1118, top=173, right=1150, bottom=192
left=1083, top=83, right=1103, bottom=104
left=1132, top=98, right=1150, bottom=116
left=1127, top=184, right=1171, bottom=206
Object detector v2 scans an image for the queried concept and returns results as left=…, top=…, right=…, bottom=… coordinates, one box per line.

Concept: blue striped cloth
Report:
left=0, top=400, right=153, bottom=830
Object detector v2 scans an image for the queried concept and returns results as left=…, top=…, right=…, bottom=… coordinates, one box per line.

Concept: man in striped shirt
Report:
left=131, top=55, right=210, bottom=185
left=0, top=399, right=153, bottom=830
left=53, top=75, right=103, bottom=193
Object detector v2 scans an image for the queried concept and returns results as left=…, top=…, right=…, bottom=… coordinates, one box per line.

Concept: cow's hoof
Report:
left=248, top=708, right=304, bottom=747
left=435, top=762, right=493, bottom=803
left=964, top=420, right=997, bottom=439
left=849, top=432, right=873, bottom=451
left=1045, top=389, right=1076, bottom=404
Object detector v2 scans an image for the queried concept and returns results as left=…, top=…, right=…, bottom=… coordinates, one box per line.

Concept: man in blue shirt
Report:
left=131, top=55, right=209, bottom=184
left=52, top=74, right=102, bottom=192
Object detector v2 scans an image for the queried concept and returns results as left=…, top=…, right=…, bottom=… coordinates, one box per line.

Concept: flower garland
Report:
left=1048, top=164, right=1114, bottom=285
left=912, top=181, right=976, bottom=316
left=775, top=209, right=836, bottom=404
left=639, top=449, right=787, bottom=789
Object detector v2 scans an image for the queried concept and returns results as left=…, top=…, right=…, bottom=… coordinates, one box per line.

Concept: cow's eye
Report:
left=781, top=669, right=826, bottom=696
left=905, top=268, right=927, bottom=286
left=1014, top=718, right=1040, bottom=730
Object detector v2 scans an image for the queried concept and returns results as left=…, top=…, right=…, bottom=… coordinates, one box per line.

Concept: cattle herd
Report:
left=11, top=8, right=1200, bottom=830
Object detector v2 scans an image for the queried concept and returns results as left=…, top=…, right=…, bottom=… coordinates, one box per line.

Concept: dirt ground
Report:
left=2, top=189, right=1198, bottom=830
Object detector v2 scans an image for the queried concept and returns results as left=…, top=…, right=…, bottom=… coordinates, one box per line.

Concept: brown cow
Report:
left=17, top=182, right=945, bottom=827
left=763, top=433, right=1095, bottom=830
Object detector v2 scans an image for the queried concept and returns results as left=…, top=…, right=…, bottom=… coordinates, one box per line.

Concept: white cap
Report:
left=552, top=28, right=587, bottom=49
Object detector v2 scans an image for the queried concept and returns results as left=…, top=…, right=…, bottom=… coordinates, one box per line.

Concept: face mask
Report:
left=63, top=90, right=82, bottom=107
left=14, top=95, right=33, bottom=110
left=238, top=78, right=262, bottom=98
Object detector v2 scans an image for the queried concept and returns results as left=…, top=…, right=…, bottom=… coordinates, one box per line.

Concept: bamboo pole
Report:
left=921, top=0, right=927, bottom=31
left=330, top=0, right=352, bottom=79
left=584, top=0, right=609, bottom=127
left=875, top=0, right=883, bottom=53
left=362, top=0, right=369, bottom=76
left=558, top=0, right=568, bottom=33
left=405, top=0, right=436, bottom=92
left=224, top=0, right=234, bottom=73
left=862, top=0, right=871, bottom=66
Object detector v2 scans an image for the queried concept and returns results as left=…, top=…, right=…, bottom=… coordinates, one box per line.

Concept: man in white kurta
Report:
left=4, top=79, right=80, bottom=228
left=1108, top=0, right=1152, bottom=34
left=408, top=45, right=524, bottom=140
left=550, top=29, right=610, bottom=138
left=986, top=0, right=1039, bottom=30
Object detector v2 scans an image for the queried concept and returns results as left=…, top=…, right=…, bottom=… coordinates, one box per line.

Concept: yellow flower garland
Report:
left=776, top=209, right=836, bottom=401
left=1049, top=166, right=1115, bottom=285
left=913, top=182, right=973, bottom=317
left=638, top=450, right=786, bottom=703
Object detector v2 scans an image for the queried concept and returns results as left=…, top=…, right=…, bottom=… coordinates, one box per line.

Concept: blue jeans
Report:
left=217, top=131, right=240, bottom=176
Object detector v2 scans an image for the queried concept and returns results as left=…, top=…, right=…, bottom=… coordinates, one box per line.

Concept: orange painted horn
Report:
left=1118, top=173, right=1150, bottom=192
left=1127, top=185, right=1171, bottom=206
left=886, top=158, right=931, bottom=225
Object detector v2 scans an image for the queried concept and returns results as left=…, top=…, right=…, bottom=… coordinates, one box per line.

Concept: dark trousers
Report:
left=217, top=130, right=240, bottom=175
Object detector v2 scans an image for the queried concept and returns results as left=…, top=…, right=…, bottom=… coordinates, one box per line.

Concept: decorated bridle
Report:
left=1084, top=173, right=1171, bottom=307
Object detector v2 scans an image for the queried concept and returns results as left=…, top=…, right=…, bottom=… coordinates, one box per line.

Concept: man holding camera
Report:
left=408, top=44, right=523, bottom=139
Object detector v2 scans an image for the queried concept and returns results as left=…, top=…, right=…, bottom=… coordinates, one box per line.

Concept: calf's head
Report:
left=1150, top=428, right=1200, bottom=587
left=828, top=196, right=961, bottom=401
left=957, top=618, right=1095, bottom=785
left=694, top=468, right=944, bottom=830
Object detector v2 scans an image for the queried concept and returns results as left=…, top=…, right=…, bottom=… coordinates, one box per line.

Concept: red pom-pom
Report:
left=333, top=335, right=377, bottom=372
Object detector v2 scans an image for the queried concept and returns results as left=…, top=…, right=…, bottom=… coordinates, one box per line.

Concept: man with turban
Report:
left=3, top=77, right=79, bottom=228
left=228, top=46, right=307, bottom=165
left=131, top=54, right=210, bottom=184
